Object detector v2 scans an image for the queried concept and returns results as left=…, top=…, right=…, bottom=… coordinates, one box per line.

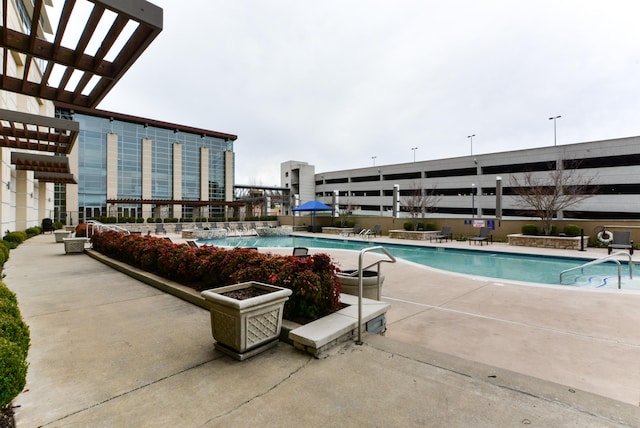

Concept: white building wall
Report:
left=280, top=160, right=316, bottom=213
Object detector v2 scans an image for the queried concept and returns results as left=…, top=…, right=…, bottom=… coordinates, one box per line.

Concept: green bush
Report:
left=0, top=243, right=9, bottom=263
left=564, top=224, right=581, bottom=236
left=3, top=231, right=27, bottom=245
left=0, top=284, right=16, bottom=304
left=146, top=217, right=155, bottom=224
left=0, top=337, right=28, bottom=408
left=0, top=298, right=20, bottom=319
left=53, top=221, right=64, bottom=230
left=25, top=227, right=41, bottom=237
left=425, top=223, right=437, bottom=231
left=521, top=224, right=538, bottom=235
left=1, top=240, right=16, bottom=250
left=0, top=282, right=29, bottom=408
left=403, top=221, right=414, bottom=231
left=0, top=313, right=30, bottom=356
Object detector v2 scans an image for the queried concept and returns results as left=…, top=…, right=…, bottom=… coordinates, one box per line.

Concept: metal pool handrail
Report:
left=356, top=246, right=396, bottom=345
left=559, top=251, right=633, bottom=289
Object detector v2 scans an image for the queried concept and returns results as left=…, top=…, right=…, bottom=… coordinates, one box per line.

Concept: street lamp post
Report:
left=411, top=147, right=418, bottom=162
left=372, top=156, right=376, bottom=166
left=471, top=183, right=476, bottom=219
left=548, top=115, right=561, bottom=146
left=467, top=134, right=475, bottom=155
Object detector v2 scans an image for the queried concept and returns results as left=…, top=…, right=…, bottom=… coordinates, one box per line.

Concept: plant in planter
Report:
left=90, top=231, right=342, bottom=323
left=201, top=281, right=292, bottom=360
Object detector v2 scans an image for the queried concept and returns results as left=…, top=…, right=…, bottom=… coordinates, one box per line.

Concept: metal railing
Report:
left=355, top=246, right=396, bottom=344
left=559, top=251, right=633, bottom=289
left=86, top=220, right=131, bottom=235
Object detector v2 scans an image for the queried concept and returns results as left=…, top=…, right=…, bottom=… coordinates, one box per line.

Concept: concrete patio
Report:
left=6, top=232, right=640, bottom=426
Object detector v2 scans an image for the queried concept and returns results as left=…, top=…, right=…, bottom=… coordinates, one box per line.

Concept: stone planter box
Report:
left=336, top=269, right=385, bottom=300
left=201, top=282, right=292, bottom=360
left=507, top=234, right=589, bottom=250
left=62, top=237, right=87, bottom=254
left=54, top=230, right=71, bottom=243
left=388, top=230, right=439, bottom=241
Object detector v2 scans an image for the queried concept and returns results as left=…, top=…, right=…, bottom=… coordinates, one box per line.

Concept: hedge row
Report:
left=91, top=231, right=342, bottom=321
left=0, top=282, right=30, bottom=408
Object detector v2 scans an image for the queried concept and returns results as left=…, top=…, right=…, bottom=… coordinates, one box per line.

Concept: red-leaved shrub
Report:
left=91, top=231, right=342, bottom=321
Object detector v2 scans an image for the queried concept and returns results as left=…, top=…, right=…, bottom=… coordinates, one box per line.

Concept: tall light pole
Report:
left=471, top=183, right=476, bottom=219
left=372, top=156, right=377, bottom=166
left=549, top=115, right=561, bottom=146
left=411, top=147, right=418, bottom=162
left=467, top=134, right=475, bottom=155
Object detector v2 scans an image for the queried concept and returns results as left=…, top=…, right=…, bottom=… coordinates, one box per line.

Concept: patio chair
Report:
left=293, top=247, right=309, bottom=257
left=370, top=224, right=382, bottom=238
left=348, top=224, right=362, bottom=236
left=186, top=240, right=198, bottom=248
left=469, top=227, right=492, bottom=245
left=608, top=231, right=634, bottom=255
left=175, top=223, right=183, bottom=233
left=41, top=218, right=55, bottom=234
left=155, top=223, right=167, bottom=234
left=432, top=226, right=452, bottom=242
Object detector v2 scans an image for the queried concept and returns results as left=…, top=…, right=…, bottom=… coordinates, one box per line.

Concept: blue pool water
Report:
left=198, top=235, right=637, bottom=288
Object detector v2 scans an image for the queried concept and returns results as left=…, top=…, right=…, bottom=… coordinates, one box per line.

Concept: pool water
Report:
left=198, top=235, right=638, bottom=289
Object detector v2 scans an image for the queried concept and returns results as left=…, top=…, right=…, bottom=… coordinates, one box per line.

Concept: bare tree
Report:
left=401, top=182, right=441, bottom=230
left=510, top=167, right=598, bottom=235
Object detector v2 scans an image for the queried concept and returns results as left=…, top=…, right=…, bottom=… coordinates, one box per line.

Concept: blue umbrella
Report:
left=292, top=200, right=334, bottom=232
left=292, top=200, right=333, bottom=212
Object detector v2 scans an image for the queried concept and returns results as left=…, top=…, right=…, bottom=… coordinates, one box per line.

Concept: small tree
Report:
left=510, top=167, right=597, bottom=235
left=401, top=182, right=441, bottom=231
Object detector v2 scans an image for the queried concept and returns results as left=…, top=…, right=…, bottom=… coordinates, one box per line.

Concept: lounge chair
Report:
left=349, top=224, right=362, bottom=236
left=155, top=223, right=167, bottom=234
left=293, top=247, right=309, bottom=257
left=608, top=231, right=634, bottom=255
left=370, top=224, right=382, bottom=238
left=186, top=240, right=198, bottom=248
left=175, top=223, right=183, bottom=233
left=432, top=226, right=452, bottom=242
left=469, top=227, right=492, bottom=245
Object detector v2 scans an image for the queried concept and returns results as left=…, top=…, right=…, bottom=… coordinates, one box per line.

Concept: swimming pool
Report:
left=198, top=235, right=638, bottom=289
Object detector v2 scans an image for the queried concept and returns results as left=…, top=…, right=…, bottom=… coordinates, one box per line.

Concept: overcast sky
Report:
left=68, top=1, right=640, bottom=186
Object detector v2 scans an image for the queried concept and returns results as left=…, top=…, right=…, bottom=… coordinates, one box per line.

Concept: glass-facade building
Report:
left=55, top=106, right=236, bottom=224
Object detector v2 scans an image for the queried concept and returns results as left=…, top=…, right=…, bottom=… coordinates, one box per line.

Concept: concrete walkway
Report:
left=7, top=233, right=640, bottom=427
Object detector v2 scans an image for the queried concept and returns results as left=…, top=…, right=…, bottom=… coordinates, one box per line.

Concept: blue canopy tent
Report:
left=292, top=200, right=334, bottom=232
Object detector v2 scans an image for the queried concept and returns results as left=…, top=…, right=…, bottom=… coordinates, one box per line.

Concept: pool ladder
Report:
left=355, top=246, right=396, bottom=345
left=559, top=251, right=633, bottom=289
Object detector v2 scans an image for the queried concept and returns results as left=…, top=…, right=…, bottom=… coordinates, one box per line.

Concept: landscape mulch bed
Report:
left=0, top=406, right=15, bottom=428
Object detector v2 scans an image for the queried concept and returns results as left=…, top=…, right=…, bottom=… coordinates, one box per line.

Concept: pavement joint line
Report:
left=197, top=357, right=313, bottom=426
left=39, top=357, right=223, bottom=427
left=24, top=293, right=168, bottom=320
left=383, top=296, right=640, bottom=349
